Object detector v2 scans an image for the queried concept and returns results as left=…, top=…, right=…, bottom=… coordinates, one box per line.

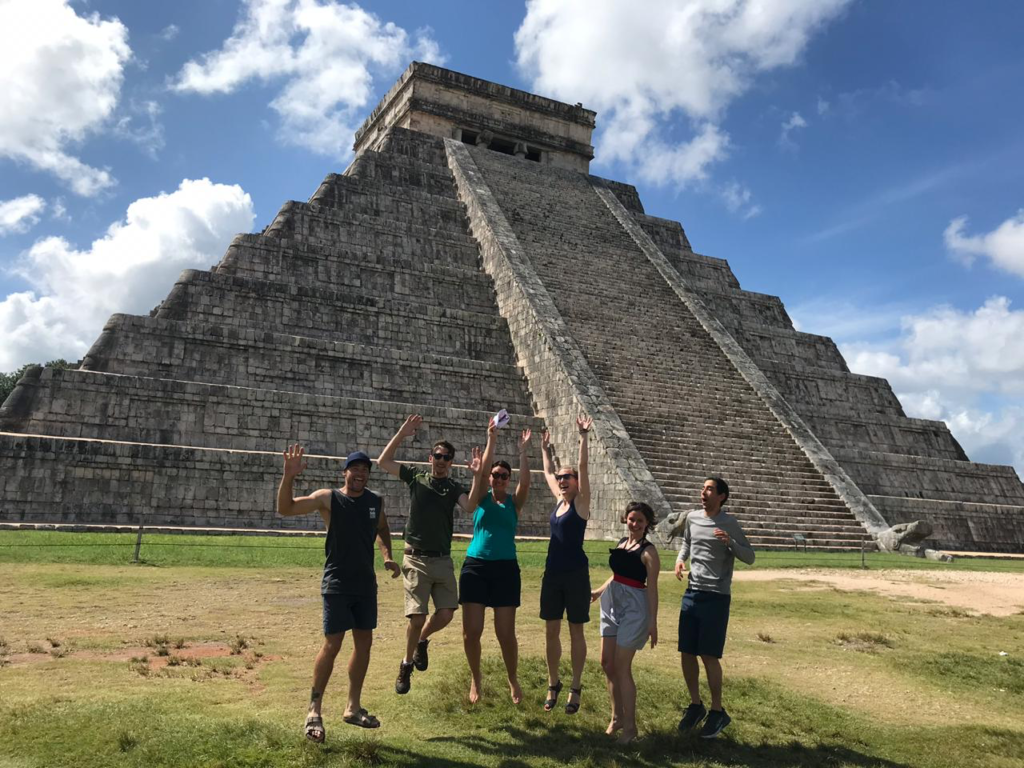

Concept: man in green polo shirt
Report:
left=378, top=414, right=479, bottom=694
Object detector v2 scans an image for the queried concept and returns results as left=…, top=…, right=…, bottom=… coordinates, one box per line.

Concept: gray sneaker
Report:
left=699, top=708, right=731, bottom=739
left=395, top=661, right=414, bottom=694
left=412, top=639, right=429, bottom=671
left=678, top=702, right=708, bottom=731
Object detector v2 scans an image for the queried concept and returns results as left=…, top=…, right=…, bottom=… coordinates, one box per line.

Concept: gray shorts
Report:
left=599, top=579, right=650, bottom=650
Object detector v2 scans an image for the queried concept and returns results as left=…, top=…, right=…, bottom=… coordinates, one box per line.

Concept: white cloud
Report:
left=0, top=0, right=131, bottom=196
left=114, top=100, right=166, bottom=159
left=944, top=210, right=1024, bottom=278
left=816, top=95, right=830, bottom=115
left=172, top=0, right=445, bottom=157
left=778, top=111, right=807, bottom=150
left=514, top=0, right=851, bottom=186
left=840, top=297, right=1024, bottom=475
left=0, top=195, right=47, bottom=235
left=720, top=181, right=761, bottom=219
left=159, top=24, right=180, bottom=42
left=844, top=297, right=1024, bottom=398
left=0, top=179, right=255, bottom=370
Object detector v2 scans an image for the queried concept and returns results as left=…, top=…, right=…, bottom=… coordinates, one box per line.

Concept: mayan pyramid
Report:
left=2, top=63, right=1022, bottom=552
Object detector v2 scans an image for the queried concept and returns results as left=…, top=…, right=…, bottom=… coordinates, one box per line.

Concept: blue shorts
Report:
left=678, top=589, right=731, bottom=658
left=323, top=592, right=377, bottom=635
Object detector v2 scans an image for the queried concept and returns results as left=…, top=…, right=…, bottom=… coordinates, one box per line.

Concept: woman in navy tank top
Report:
left=538, top=415, right=593, bottom=714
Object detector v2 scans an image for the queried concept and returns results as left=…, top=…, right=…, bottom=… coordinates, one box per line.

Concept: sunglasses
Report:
left=490, top=471, right=510, bottom=480
left=555, top=473, right=576, bottom=482
left=431, top=452, right=454, bottom=462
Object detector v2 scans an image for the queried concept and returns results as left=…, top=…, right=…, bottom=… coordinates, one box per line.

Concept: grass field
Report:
left=1, top=530, right=1023, bottom=767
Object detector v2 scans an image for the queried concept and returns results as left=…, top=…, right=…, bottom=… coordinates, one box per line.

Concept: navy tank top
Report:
left=545, top=499, right=589, bottom=572
left=609, top=537, right=652, bottom=585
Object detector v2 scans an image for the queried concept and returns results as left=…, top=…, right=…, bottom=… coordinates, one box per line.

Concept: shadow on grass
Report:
left=425, top=723, right=912, bottom=768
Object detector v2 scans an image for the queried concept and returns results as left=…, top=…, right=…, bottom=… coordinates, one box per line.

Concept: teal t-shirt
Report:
left=466, top=489, right=518, bottom=561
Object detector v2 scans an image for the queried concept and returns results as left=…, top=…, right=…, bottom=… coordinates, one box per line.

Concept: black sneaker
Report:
left=412, top=639, right=429, bottom=671
left=395, top=661, right=414, bottom=694
left=699, top=708, right=731, bottom=739
left=678, top=702, right=708, bottom=731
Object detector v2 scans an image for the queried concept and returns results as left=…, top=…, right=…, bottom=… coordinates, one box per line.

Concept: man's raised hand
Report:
left=283, top=444, right=307, bottom=479
left=399, top=414, right=422, bottom=438
left=541, top=430, right=551, bottom=451
left=577, top=415, right=593, bottom=434
left=468, top=445, right=483, bottom=473
left=520, top=428, right=532, bottom=450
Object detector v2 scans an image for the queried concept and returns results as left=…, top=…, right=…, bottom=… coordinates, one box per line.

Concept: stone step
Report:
left=343, top=152, right=458, bottom=196
left=0, top=433, right=553, bottom=536
left=80, top=314, right=534, bottom=414
left=0, top=367, right=546, bottom=461
left=266, top=200, right=476, bottom=245
left=310, top=172, right=463, bottom=211
left=155, top=270, right=515, bottom=364
left=215, top=235, right=494, bottom=309
left=835, top=448, right=1024, bottom=506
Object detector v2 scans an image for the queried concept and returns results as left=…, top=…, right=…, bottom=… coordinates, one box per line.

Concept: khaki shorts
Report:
left=402, top=554, right=459, bottom=616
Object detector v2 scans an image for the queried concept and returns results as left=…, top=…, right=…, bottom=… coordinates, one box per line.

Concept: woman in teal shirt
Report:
left=460, top=419, right=532, bottom=704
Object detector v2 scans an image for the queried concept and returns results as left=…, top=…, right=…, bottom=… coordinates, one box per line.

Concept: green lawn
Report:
left=2, top=529, right=1022, bottom=571
left=1, top=532, right=1023, bottom=767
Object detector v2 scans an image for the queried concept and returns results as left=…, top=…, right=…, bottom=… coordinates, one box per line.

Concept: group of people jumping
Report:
left=277, top=413, right=755, bottom=746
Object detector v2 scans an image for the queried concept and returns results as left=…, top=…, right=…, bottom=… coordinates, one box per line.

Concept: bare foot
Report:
left=509, top=679, right=523, bottom=705
left=615, top=728, right=637, bottom=745
left=469, top=678, right=482, bottom=704
left=605, top=719, right=622, bottom=736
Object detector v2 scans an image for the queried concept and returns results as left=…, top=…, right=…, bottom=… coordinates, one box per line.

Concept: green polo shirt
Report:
left=399, top=464, right=467, bottom=554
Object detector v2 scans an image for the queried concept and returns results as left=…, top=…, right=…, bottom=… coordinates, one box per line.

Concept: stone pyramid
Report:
left=2, top=63, right=1022, bottom=552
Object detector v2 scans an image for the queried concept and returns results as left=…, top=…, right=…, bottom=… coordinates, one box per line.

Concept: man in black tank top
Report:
left=278, top=446, right=400, bottom=743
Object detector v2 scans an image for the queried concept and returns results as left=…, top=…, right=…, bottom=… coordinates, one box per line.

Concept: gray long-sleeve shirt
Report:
left=675, top=509, right=755, bottom=595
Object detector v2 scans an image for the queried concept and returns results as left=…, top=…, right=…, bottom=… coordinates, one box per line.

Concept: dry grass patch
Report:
left=835, top=631, right=893, bottom=653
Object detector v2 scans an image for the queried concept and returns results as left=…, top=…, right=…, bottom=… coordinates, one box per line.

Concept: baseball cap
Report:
left=344, top=451, right=372, bottom=469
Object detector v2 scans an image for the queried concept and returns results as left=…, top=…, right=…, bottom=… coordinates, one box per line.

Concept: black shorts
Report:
left=678, top=588, right=731, bottom=658
left=539, top=566, right=591, bottom=624
left=323, top=592, right=377, bottom=635
left=459, top=557, right=521, bottom=608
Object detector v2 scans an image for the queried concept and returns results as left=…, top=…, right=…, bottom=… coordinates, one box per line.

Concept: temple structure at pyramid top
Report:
left=353, top=62, right=597, bottom=172
left=1, top=62, right=1022, bottom=553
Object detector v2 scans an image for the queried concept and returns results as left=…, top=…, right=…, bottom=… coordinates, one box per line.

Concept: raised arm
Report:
left=575, top=415, right=593, bottom=520
left=277, top=444, right=331, bottom=521
left=465, top=424, right=496, bottom=511
left=376, top=502, right=400, bottom=579
left=540, top=430, right=561, bottom=500
left=377, top=414, right=421, bottom=477
left=514, top=428, right=532, bottom=511
left=642, top=545, right=661, bottom=648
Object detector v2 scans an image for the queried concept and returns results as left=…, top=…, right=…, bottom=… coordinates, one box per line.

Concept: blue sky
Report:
left=2, top=0, right=1023, bottom=473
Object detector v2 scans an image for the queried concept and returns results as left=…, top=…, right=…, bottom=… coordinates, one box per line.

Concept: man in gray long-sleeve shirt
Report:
left=674, top=477, right=755, bottom=739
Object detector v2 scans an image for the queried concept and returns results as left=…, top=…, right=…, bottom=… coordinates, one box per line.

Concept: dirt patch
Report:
left=737, top=568, right=1024, bottom=616
left=4, top=642, right=279, bottom=668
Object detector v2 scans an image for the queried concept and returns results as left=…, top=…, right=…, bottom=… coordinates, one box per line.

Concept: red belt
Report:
left=613, top=574, right=645, bottom=589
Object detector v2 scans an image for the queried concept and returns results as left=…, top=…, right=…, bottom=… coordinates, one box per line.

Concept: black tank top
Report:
left=609, top=537, right=652, bottom=585
left=322, top=489, right=381, bottom=595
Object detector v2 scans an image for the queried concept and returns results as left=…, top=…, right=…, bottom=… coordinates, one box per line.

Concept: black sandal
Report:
left=543, top=680, right=563, bottom=711
left=565, top=686, right=582, bottom=715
